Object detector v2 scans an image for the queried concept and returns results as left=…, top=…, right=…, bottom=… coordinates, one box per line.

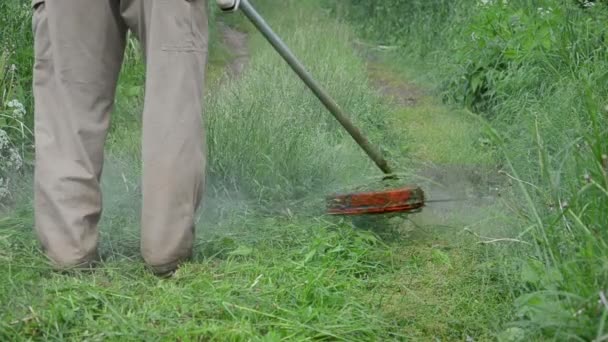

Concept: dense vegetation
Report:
left=324, top=0, right=608, bottom=339
left=0, top=0, right=605, bottom=340
left=0, top=1, right=33, bottom=202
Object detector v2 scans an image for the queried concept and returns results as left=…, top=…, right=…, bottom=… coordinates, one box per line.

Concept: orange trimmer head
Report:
left=326, top=186, right=425, bottom=215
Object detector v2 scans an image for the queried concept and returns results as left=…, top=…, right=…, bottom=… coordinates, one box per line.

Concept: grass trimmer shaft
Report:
left=217, top=0, right=427, bottom=215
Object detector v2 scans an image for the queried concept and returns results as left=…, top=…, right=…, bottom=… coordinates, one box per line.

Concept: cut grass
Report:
left=393, top=100, right=496, bottom=166
left=0, top=214, right=515, bottom=340
left=367, top=61, right=497, bottom=168
left=0, top=215, right=397, bottom=340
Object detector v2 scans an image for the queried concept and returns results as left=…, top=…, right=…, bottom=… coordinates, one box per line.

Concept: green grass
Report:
left=0, top=0, right=565, bottom=340
left=0, top=211, right=516, bottom=340
left=5, top=183, right=509, bottom=339
left=366, top=64, right=498, bottom=166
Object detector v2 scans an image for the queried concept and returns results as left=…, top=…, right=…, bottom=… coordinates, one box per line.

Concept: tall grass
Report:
left=0, top=0, right=33, bottom=204
left=328, top=0, right=608, bottom=338
left=205, top=1, right=397, bottom=205
left=0, top=0, right=34, bottom=116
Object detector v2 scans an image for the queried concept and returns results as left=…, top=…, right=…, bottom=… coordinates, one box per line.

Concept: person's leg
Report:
left=120, top=0, right=208, bottom=275
left=32, top=0, right=127, bottom=269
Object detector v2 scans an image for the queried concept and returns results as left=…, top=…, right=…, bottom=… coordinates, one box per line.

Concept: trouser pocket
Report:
left=157, top=0, right=207, bottom=52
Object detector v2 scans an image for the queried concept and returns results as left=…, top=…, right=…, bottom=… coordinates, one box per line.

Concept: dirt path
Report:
left=367, top=63, right=423, bottom=108
left=359, top=46, right=508, bottom=235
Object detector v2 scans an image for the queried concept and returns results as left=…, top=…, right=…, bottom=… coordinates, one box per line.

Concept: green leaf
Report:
left=520, top=259, right=542, bottom=285
left=470, top=73, right=483, bottom=92
left=228, top=245, right=253, bottom=257
left=497, top=327, right=526, bottom=342
left=538, top=26, right=552, bottom=50
left=503, top=48, right=519, bottom=60
left=540, top=267, right=563, bottom=290
left=329, top=245, right=345, bottom=254
left=431, top=249, right=451, bottom=266
left=126, top=85, right=142, bottom=97
left=356, top=231, right=378, bottom=244
left=303, top=249, right=316, bottom=263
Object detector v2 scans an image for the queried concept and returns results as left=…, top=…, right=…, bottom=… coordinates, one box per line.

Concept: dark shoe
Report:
left=153, top=268, right=177, bottom=278
left=149, top=261, right=179, bottom=278
left=50, top=251, right=101, bottom=275
left=148, top=254, right=192, bottom=278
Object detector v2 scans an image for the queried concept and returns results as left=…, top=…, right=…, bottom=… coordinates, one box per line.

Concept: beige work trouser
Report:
left=32, top=0, right=208, bottom=273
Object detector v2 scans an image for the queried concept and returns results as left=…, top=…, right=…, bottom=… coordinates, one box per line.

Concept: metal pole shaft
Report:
left=238, top=0, right=393, bottom=175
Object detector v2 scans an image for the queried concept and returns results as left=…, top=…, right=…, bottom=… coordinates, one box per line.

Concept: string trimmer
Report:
left=216, top=0, right=439, bottom=216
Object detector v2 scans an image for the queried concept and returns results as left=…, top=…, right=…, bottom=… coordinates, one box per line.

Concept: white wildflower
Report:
left=583, top=1, right=596, bottom=8
left=8, top=148, right=22, bottom=170
left=537, top=7, right=552, bottom=17
left=0, top=129, right=21, bottom=171
left=0, top=177, right=9, bottom=200
left=6, top=99, right=25, bottom=119
left=0, top=129, right=9, bottom=150
left=478, top=0, right=508, bottom=7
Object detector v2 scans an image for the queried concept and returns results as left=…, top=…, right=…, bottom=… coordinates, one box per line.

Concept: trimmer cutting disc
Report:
left=326, top=186, right=425, bottom=215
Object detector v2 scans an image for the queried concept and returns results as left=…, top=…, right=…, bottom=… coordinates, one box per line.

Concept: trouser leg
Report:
left=120, top=0, right=208, bottom=272
left=32, top=0, right=127, bottom=268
